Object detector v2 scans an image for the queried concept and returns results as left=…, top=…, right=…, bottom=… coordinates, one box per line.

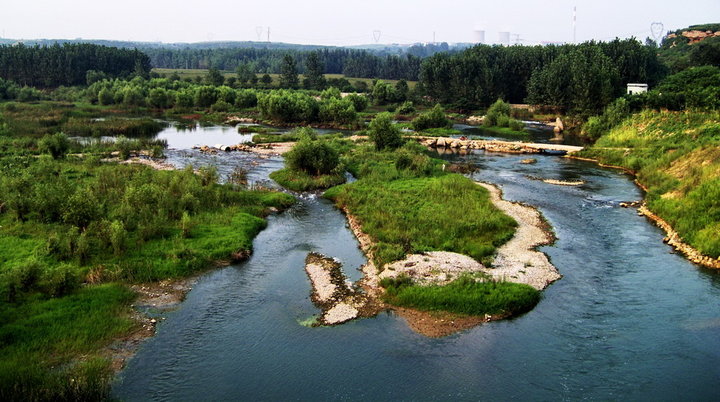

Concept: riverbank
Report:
left=577, top=110, right=720, bottom=270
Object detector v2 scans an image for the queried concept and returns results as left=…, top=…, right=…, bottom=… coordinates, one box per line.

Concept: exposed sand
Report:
left=477, top=182, right=561, bottom=290
left=304, top=253, right=377, bottom=325
left=542, top=179, right=585, bottom=186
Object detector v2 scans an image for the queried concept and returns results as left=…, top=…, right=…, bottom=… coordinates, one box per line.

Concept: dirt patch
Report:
left=392, top=307, right=503, bottom=338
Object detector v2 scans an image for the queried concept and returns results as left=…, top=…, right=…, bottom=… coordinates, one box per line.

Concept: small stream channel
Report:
left=113, top=124, right=720, bottom=400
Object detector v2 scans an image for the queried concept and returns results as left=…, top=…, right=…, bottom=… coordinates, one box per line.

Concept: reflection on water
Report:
left=114, top=136, right=720, bottom=401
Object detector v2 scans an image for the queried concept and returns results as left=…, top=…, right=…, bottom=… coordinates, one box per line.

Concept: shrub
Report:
left=320, top=87, right=342, bottom=100
left=397, top=101, right=416, bottom=115
left=40, top=263, right=80, bottom=297
left=115, top=136, right=133, bottom=160
left=484, top=99, right=512, bottom=127
left=318, top=97, right=357, bottom=124
left=284, top=138, right=340, bottom=176
left=148, top=88, right=171, bottom=108
left=62, top=187, right=101, bottom=230
left=38, top=133, right=70, bottom=159
left=508, top=118, right=525, bottom=132
left=346, top=93, right=369, bottom=112
left=368, top=112, right=404, bottom=150
left=372, top=81, right=398, bottom=105
left=210, top=100, right=232, bottom=113
left=257, top=90, right=319, bottom=122
left=235, top=89, right=258, bottom=108
left=411, top=104, right=450, bottom=131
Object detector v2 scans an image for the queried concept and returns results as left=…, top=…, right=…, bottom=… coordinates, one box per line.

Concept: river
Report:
left=113, top=124, right=720, bottom=400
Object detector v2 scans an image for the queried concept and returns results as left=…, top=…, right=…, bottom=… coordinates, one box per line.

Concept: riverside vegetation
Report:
left=0, top=103, right=294, bottom=399
left=1, top=24, right=719, bottom=398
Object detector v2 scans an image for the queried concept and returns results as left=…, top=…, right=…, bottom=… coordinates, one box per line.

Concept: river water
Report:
left=113, top=125, right=720, bottom=401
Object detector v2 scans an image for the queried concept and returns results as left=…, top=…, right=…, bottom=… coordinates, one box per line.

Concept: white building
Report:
left=627, top=83, right=649, bottom=95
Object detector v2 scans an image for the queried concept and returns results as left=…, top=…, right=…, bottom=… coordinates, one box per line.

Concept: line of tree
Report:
left=419, top=39, right=666, bottom=115
left=144, top=47, right=421, bottom=80
left=0, top=43, right=151, bottom=87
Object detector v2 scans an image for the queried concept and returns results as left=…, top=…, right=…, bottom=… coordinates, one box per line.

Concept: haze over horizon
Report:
left=2, top=0, right=719, bottom=46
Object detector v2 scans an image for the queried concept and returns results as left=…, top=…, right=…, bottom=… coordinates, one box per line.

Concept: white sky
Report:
left=2, top=0, right=719, bottom=45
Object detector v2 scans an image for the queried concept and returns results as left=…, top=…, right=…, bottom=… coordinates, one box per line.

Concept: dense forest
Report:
left=0, top=43, right=151, bottom=87
left=419, top=38, right=666, bottom=114
left=145, top=47, right=422, bottom=81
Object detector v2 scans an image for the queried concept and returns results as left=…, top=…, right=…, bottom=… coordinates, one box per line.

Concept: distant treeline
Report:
left=419, top=39, right=666, bottom=114
left=145, top=48, right=422, bottom=81
left=0, top=43, right=151, bottom=87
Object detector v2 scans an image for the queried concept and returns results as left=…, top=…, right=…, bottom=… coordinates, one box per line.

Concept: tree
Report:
left=279, top=55, right=299, bottom=89
left=236, top=63, right=255, bottom=85
left=368, top=112, right=404, bottom=150
left=206, top=67, right=225, bottom=86
left=304, top=51, right=326, bottom=90
left=260, top=74, right=273, bottom=87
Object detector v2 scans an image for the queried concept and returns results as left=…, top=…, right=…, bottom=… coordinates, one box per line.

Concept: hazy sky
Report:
left=2, top=1, right=719, bottom=45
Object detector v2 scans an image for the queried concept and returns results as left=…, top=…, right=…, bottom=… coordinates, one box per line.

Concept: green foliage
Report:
left=284, top=135, right=340, bottom=176
left=581, top=110, right=720, bottom=257
left=318, top=97, right=357, bottom=125
left=372, top=80, right=398, bottom=105
left=257, top=90, right=318, bottom=123
left=527, top=44, right=619, bottom=116
left=205, top=67, right=225, bottom=86
left=368, top=112, right=404, bottom=150
left=0, top=43, right=151, bottom=87
left=327, top=156, right=517, bottom=267
left=38, top=132, right=70, bottom=159
left=396, top=101, right=416, bottom=115
left=421, top=39, right=663, bottom=112
left=345, top=93, right=368, bottom=112
left=381, top=275, right=541, bottom=316
left=304, top=51, right=327, bottom=90
left=279, top=55, right=299, bottom=89
left=412, top=104, right=449, bottom=131
left=320, top=87, right=342, bottom=100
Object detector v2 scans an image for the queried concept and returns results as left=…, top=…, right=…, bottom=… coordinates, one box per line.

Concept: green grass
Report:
left=480, top=125, right=529, bottom=138
left=252, top=132, right=343, bottom=144
left=326, top=148, right=517, bottom=267
left=381, top=275, right=541, bottom=316
left=580, top=109, right=720, bottom=257
left=0, top=284, right=136, bottom=400
left=414, top=127, right=463, bottom=137
left=270, top=168, right=346, bottom=191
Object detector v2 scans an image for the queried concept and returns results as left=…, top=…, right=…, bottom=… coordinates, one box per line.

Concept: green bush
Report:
left=318, top=97, right=357, bottom=124
left=397, top=101, right=416, bottom=115
left=257, top=90, right=319, bottom=122
left=284, top=137, right=340, bottom=176
left=210, top=100, right=232, bottom=113
left=346, top=93, right=369, bottom=112
left=412, top=104, right=450, bottom=131
left=38, top=133, right=70, bottom=159
left=368, top=112, right=404, bottom=150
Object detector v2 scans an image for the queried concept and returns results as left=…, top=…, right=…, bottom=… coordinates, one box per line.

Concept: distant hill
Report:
left=659, top=23, right=720, bottom=72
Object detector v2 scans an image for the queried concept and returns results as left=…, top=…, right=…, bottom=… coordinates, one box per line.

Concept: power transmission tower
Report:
left=573, top=6, right=577, bottom=43
left=267, top=27, right=270, bottom=43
